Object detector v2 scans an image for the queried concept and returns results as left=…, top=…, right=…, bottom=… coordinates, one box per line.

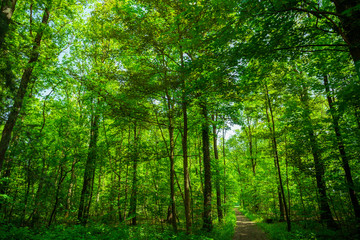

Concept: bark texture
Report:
left=0, top=6, right=49, bottom=174
left=78, top=112, right=99, bottom=225
left=324, top=76, right=360, bottom=223
left=201, top=104, right=212, bottom=231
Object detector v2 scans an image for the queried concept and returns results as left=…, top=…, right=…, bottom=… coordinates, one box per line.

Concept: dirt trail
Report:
left=233, top=208, right=268, bottom=240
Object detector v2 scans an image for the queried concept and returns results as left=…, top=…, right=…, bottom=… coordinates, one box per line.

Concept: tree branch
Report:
left=274, top=44, right=347, bottom=51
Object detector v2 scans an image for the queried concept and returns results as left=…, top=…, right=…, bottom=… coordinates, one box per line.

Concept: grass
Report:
left=239, top=208, right=358, bottom=240
left=0, top=212, right=236, bottom=240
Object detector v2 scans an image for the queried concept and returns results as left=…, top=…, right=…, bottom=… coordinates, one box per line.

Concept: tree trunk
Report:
left=278, top=188, right=285, bottom=222
left=0, top=0, right=17, bottom=47
left=222, top=124, right=226, bottom=205
left=167, top=91, right=177, bottom=232
left=324, top=75, right=360, bottom=224
left=332, top=0, right=360, bottom=79
left=78, top=110, right=99, bottom=225
left=128, top=123, right=139, bottom=226
left=265, top=84, right=291, bottom=231
left=201, top=103, right=212, bottom=231
left=179, top=28, right=191, bottom=234
left=299, top=89, right=338, bottom=229
left=0, top=7, right=50, bottom=174
left=48, top=165, right=67, bottom=227
left=246, top=116, right=258, bottom=212
left=212, top=115, right=223, bottom=223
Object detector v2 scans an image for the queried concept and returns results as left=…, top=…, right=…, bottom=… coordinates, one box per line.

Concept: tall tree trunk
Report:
left=123, top=161, right=129, bottom=221
left=212, top=115, right=223, bottom=223
left=78, top=110, right=99, bottom=225
left=0, top=7, right=50, bottom=174
left=201, top=103, right=212, bottom=231
left=222, top=124, right=226, bottom=205
left=324, top=75, right=360, bottom=224
left=179, top=27, right=191, bottom=234
left=196, top=133, right=204, bottom=193
left=264, top=84, right=291, bottom=231
left=166, top=91, right=177, bottom=232
left=128, top=123, right=139, bottom=226
left=48, top=165, right=67, bottom=227
left=278, top=188, right=285, bottom=222
left=299, top=89, right=338, bottom=229
left=246, top=116, right=258, bottom=212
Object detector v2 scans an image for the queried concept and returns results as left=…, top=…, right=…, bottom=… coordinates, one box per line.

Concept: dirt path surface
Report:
left=233, top=209, right=268, bottom=240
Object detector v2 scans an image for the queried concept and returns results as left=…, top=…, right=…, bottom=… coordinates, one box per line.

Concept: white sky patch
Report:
left=225, top=124, right=241, bottom=140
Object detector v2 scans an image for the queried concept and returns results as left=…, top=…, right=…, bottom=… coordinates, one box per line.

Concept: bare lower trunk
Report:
left=201, top=103, right=212, bottom=231
left=179, top=31, right=191, bottom=234
left=128, top=124, right=139, bottom=226
left=265, top=84, right=291, bottom=231
left=168, top=114, right=177, bottom=231
left=78, top=111, right=99, bottom=225
left=223, top=125, right=226, bottom=206
left=299, top=89, right=338, bottom=229
left=212, top=115, right=223, bottom=223
left=324, top=76, right=360, bottom=224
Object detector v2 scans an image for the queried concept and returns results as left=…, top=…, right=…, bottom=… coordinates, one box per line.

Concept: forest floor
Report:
left=233, top=208, right=268, bottom=240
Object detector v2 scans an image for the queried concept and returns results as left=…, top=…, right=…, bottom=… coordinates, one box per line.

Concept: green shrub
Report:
left=0, top=209, right=236, bottom=240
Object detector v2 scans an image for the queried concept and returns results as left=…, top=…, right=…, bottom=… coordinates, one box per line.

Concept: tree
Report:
left=0, top=3, right=50, bottom=174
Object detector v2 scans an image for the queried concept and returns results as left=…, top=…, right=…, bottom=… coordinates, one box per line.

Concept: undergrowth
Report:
left=240, top=208, right=359, bottom=240
left=0, top=212, right=235, bottom=240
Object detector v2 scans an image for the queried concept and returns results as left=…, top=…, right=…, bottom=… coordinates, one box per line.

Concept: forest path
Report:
left=232, top=208, right=268, bottom=240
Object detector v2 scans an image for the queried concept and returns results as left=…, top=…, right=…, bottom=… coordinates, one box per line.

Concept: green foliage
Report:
left=1, top=0, right=360, bottom=239
left=241, top=208, right=357, bottom=240
left=0, top=217, right=236, bottom=240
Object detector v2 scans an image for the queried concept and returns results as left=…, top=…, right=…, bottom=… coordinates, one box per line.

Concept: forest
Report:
left=0, top=0, right=360, bottom=239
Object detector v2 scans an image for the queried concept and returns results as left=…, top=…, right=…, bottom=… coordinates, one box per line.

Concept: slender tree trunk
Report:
left=78, top=110, right=99, bottom=225
left=179, top=27, right=191, bottom=234
left=167, top=91, right=177, bottom=232
left=128, top=123, right=139, bottom=226
left=265, top=84, right=291, bottom=231
left=285, top=139, right=291, bottom=222
left=201, top=103, right=212, bottom=231
left=324, top=75, right=360, bottom=224
left=212, top=115, right=223, bottom=223
left=197, top=133, right=204, bottom=193
left=48, top=165, right=67, bottom=227
left=124, top=162, right=129, bottom=221
left=222, top=124, right=226, bottom=205
left=0, top=7, right=50, bottom=174
left=246, top=116, right=258, bottom=212
left=278, top=188, right=285, bottom=222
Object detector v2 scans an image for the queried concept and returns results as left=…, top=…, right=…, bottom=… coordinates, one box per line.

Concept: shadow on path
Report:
left=233, top=208, right=268, bottom=240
